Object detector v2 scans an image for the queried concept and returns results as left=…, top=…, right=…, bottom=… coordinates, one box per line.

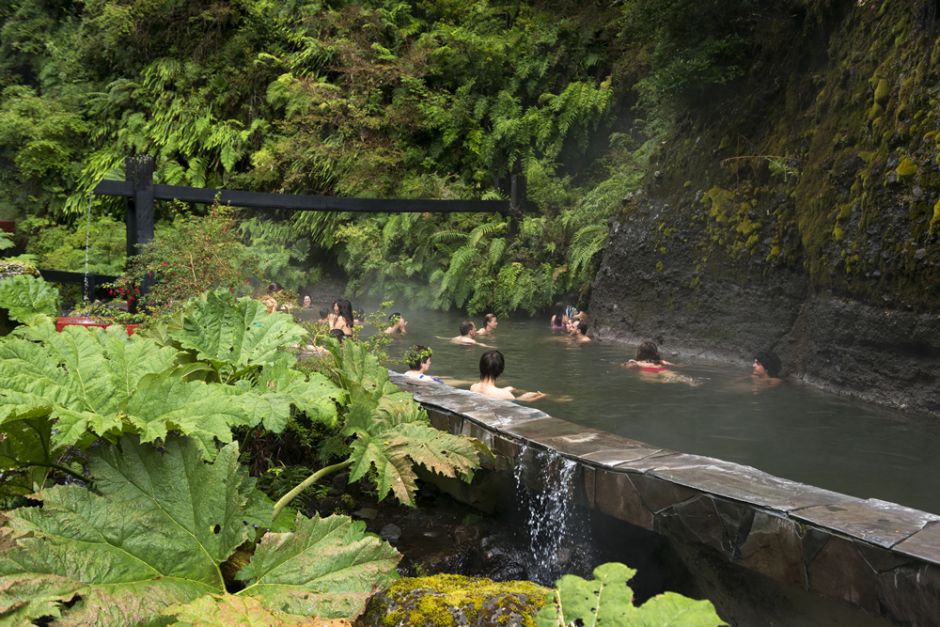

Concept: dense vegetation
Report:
left=0, top=0, right=771, bottom=314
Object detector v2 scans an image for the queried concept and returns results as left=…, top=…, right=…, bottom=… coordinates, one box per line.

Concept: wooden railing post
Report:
left=125, top=155, right=155, bottom=309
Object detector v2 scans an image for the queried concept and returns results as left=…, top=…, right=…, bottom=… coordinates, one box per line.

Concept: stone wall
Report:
left=392, top=373, right=940, bottom=626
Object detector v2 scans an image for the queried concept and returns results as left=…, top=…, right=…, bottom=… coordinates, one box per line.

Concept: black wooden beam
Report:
left=39, top=269, right=117, bottom=284
left=93, top=180, right=508, bottom=213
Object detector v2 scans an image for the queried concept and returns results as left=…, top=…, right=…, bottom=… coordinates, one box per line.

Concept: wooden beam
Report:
left=93, top=180, right=508, bottom=213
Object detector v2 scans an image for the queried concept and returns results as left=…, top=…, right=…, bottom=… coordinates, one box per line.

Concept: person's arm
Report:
left=622, top=359, right=639, bottom=368
left=516, top=390, right=545, bottom=401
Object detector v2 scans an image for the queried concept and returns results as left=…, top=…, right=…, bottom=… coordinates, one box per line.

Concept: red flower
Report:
left=134, top=287, right=140, bottom=294
left=108, top=289, right=114, bottom=296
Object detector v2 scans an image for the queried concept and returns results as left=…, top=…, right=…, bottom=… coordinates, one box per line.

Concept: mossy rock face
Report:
left=359, top=574, right=550, bottom=627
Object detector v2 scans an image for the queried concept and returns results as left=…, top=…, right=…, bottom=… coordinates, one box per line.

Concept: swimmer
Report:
left=403, top=345, right=440, bottom=382
left=383, top=312, right=408, bottom=334
left=260, top=294, right=278, bottom=314
left=622, top=339, right=673, bottom=372
left=572, top=321, right=591, bottom=343
left=470, top=350, right=545, bottom=402
left=752, top=350, right=783, bottom=388
left=302, top=295, right=311, bottom=308
left=451, top=320, right=480, bottom=345
left=623, top=340, right=700, bottom=386
left=550, top=303, right=568, bottom=329
left=328, top=299, right=354, bottom=336
left=477, top=313, right=498, bottom=336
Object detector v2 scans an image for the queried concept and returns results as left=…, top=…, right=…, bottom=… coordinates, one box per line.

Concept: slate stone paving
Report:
left=389, top=372, right=940, bottom=625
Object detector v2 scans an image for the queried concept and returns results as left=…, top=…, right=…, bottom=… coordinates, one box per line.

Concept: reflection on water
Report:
left=302, top=306, right=940, bottom=514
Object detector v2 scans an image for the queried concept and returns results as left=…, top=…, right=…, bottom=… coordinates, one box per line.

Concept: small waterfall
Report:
left=513, top=445, right=586, bottom=584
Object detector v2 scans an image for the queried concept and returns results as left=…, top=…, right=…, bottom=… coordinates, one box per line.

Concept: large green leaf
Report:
left=0, top=436, right=262, bottom=625
left=236, top=514, right=400, bottom=619
left=231, top=355, right=345, bottom=431
left=0, top=436, right=400, bottom=625
left=0, top=274, right=60, bottom=325
left=0, top=323, right=279, bottom=460
left=535, top=562, right=725, bottom=626
left=171, top=290, right=307, bottom=375
left=342, top=395, right=480, bottom=506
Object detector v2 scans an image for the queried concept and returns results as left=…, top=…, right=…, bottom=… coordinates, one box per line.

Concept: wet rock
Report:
left=380, top=523, right=402, bottom=544
left=915, top=248, right=927, bottom=260
left=353, top=507, right=378, bottom=520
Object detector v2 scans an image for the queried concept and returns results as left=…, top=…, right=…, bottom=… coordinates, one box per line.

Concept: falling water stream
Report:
left=512, top=445, right=589, bottom=584
left=82, top=195, right=92, bottom=303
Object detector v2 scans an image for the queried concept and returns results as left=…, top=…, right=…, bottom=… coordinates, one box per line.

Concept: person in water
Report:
left=328, top=298, right=354, bottom=336
left=451, top=320, right=480, bottom=345
left=477, top=313, right=498, bottom=336
left=623, top=340, right=675, bottom=372
left=403, top=345, right=440, bottom=382
left=302, top=295, right=312, bottom=308
left=470, top=350, right=544, bottom=401
left=752, top=350, right=783, bottom=387
left=260, top=294, right=278, bottom=314
left=550, top=303, right=569, bottom=329
left=383, top=312, right=408, bottom=334
left=572, top=321, right=591, bottom=343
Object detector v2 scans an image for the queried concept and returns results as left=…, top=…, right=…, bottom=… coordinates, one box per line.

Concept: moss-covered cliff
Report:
left=591, top=0, right=940, bottom=413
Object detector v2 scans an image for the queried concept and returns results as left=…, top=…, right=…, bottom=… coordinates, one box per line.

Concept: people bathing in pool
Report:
left=622, top=340, right=673, bottom=372
left=752, top=350, right=783, bottom=387
left=470, top=350, right=544, bottom=402
left=477, top=313, right=498, bottom=336
left=403, top=345, right=441, bottom=383
left=383, top=312, right=408, bottom=334
left=572, top=321, right=591, bottom=343
left=451, top=320, right=480, bottom=345
left=550, top=303, right=569, bottom=329
left=328, top=298, right=354, bottom=336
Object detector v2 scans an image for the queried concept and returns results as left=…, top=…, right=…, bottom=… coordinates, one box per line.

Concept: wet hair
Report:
left=483, top=313, right=497, bottom=325
left=755, top=350, right=782, bottom=378
left=389, top=312, right=402, bottom=323
left=459, top=320, right=475, bottom=336
left=334, top=298, right=354, bottom=327
left=635, top=340, right=662, bottom=363
left=267, top=282, right=282, bottom=294
left=552, top=303, right=566, bottom=321
left=479, top=350, right=505, bottom=380
left=328, top=328, right=346, bottom=342
left=577, top=321, right=589, bottom=336
left=404, top=345, right=432, bottom=370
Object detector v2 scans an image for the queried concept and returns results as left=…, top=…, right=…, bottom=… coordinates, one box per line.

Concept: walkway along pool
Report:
left=387, top=373, right=940, bottom=625
left=368, top=308, right=940, bottom=515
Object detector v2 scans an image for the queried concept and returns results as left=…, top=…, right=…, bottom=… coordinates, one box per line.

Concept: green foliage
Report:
left=0, top=436, right=400, bottom=624
left=0, top=273, right=59, bottom=324
left=536, top=562, right=726, bottom=626
left=21, top=213, right=126, bottom=276
left=117, top=206, right=256, bottom=313
left=622, top=0, right=764, bottom=108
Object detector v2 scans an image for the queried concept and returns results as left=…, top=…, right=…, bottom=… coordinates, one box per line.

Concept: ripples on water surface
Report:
left=305, top=306, right=940, bottom=514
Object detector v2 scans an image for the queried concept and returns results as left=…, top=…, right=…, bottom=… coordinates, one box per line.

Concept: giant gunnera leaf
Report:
left=171, top=290, right=307, bottom=376
left=0, top=323, right=293, bottom=460
left=535, top=562, right=725, bottom=626
left=0, top=274, right=60, bottom=325
left=0, top=436, right=400, bottom=625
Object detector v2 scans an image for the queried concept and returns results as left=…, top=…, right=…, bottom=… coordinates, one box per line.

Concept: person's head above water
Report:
left=753, top=350, right=782, bottom=378
left=459, top=320, right=476, bottom=337
left=478, top=350, right=505, bottom=381
left=328, top=328, right=346, bottom=342
left=332, top=298, right=354, bottom=325
left=483, top=313, right=497, bottom=328
left=404, top=345, right=432, bottom=371
left=635, top=340, right=662, bottom=363
left=577, top=321, right=589, bottom=336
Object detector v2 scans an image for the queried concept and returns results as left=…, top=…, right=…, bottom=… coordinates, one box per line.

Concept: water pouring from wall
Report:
left=512, top=444, right=592, bottom=585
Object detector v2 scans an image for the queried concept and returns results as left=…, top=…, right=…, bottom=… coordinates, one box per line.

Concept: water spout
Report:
left=513, top=445, right=588, bottom=584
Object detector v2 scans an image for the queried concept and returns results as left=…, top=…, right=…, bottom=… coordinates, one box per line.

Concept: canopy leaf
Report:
left=536, top=562, right=725, bottom=626
left=0, top=436, right=399, bottom=625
